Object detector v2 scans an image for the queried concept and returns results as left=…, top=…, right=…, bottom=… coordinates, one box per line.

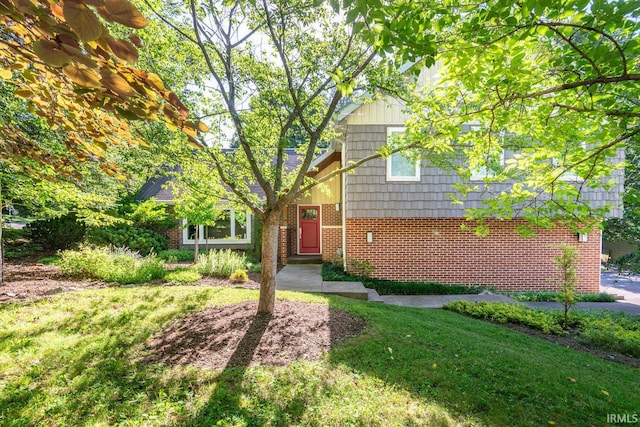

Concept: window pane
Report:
left=302, top=208, right=317, bottom=220
left=208, top=210, right=232, bottom=239
left=234, top=210, right=248, bottom=239
left=390, top=153, right=417, bottom=177
left=187, top=224, right=197, bottom=240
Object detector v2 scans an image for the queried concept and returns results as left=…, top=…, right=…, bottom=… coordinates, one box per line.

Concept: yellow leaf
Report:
left=0, top=69, right=11, bottom=80
left=567, top=377, right=576, bottom=383
left=106, top=37, right=138, bottom=63
left=63, top=2, right=103, bottom=42
left=100, top=70, right=134, bottom=96
left=97, top=0, right=148, bottom=29
left=548, top=421, right=556, bottom=425
left=15, top=89, right=33, bottom=98
left=33, top=39, right=70, bottom=67
left=63, top=64, right=101, bottom=88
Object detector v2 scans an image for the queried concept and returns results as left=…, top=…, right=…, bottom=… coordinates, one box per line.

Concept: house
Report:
left=138, top=73, right=624, bottom=294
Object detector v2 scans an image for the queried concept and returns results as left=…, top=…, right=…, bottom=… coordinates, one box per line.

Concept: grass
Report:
left=0, top=287, right=638, bottom=426
left=322, top=262, right=482, bottom=295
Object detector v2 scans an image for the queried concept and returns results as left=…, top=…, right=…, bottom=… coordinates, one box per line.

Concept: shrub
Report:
left=510, top=291, right=616, bottom=303
left=195, top=249, right=247, bottom=277
left=27, top=214, right=86, bottom=250
left=1, top=227, right=43, bottom=259
left=125, top=200, right=177, bottom=233
left=614, top=251, right=640, bottom=273
left=445, top=301, right=565, bottom=335
left=58, top=246, right=165, bottom=285
left=163, top=268, right=202, bottom=284
left=86, top=224, right=168, bottom=255
left=576, top=311, right=640, bottom=358
left=230, top=269, right=248, bottom=283
left=551, top=244, right=578, bottom=329
left=157, top=249, right=195, bottom=263
left=321, top=263, right=482, bottom=295
left=247, top=262, right=261, bottom=273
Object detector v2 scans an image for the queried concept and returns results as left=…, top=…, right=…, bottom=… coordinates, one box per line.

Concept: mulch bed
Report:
left=144, top=301, right=366, bottom=369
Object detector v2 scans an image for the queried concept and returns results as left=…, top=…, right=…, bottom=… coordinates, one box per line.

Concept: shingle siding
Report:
left=344, top=124, right=624, bottom=219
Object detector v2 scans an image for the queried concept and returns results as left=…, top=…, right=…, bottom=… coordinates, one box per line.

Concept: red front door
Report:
left=299, top=206, right=320, bottom=254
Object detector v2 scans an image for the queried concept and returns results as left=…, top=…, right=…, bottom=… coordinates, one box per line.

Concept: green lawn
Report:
left=0, top=286, right=637, bottom=426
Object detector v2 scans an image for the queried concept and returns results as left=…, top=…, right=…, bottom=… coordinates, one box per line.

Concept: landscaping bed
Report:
left=322, top=262, right=483, bottom=295
left=445, top=301, right=640, bottom=367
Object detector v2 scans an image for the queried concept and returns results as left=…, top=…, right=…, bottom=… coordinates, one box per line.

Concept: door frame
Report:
left=297, top=204, right=322, bottom=255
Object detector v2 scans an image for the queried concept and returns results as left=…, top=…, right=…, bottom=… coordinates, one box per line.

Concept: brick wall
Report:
left=278, top=226, right=288, bottom=265
left=165, top=225, right=181, bottom=249
left=321, top=204, right=342, bottom=262
left=345, top=218, right=601, bottom=293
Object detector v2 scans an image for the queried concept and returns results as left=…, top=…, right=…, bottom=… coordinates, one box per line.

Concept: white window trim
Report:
left=182, top=208, right=252, bottom=244
left=386, top=127, right=421, bottom=182
left=470, top=150, right=505, bottom=181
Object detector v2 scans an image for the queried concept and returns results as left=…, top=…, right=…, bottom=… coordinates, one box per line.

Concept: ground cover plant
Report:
left=509, top=291, right=616, bottom=303
left=157, top=249, right=196, bottom=263
left=196, top=249, right=248, bottom=278
left=322, top=262, right=482, bottom=295
left=57, top=246, right=165, bottom=285
left=446, top=301, right=640, bottom=358
left=0, top=286, right=637, bottom=426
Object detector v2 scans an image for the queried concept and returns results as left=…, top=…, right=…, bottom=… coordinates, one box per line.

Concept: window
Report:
left=386, top=127, right=420, bottom=182
left=183, top=208, right=252, bottom=244
left=470, top=150, right=505, bottom=181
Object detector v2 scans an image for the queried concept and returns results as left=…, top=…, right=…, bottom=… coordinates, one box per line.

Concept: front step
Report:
left=287, top=255, right=323, bottom=264
left=321, top=281, right=369, bottom=300
left=366, top=288, right=384, bottom=303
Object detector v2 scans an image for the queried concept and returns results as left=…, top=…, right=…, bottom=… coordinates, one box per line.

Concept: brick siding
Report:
left=345, top=218, right=601, bottom=293
left=165, top=225, right=181, bottom=249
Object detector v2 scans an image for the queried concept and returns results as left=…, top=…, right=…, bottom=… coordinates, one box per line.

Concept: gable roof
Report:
left=135, top=148, right=335, bottom=203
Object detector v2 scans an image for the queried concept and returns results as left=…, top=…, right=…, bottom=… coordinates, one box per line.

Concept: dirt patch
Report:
left=0, top=260, right=106, bottom=302
left=501, top=323, right=640, bottom=368
left=144, top=301, right=366, bottom=369
left=0, top=260, right=263, bottom=303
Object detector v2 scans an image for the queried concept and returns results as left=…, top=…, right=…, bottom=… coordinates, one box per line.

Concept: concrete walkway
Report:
left=275, top=264, right=640, bottom=314
left=276, top=265, right=368, bottom=299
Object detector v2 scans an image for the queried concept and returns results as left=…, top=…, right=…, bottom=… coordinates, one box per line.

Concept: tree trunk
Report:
left=257, top=211, right=281, bottom=314
left=194, top=224, right=199, bottom=263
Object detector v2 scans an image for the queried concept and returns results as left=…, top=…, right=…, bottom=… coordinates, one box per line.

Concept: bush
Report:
left=86, top=224, right=168, bottom=256
left=38, top=256, right=60, bottom=265
left=125, top=200, right=177, bottom=233
left=27, top=214, right=86, bottom=250
left=157, top=249, right=195, bottom=263
left=510, top=291, right=616, bottom=303
left=445, top=301, right=565, bottom=335
left=1, top=227, right=43, bottom=259
left=195, top=249, right=247, bottom=277
left=247, top=262, right=261, bottom=273
left=578, top=313, right=640, bottom=358
left=163, top=268, right=202, bottom=283
left=321, top=263, right=482, bottom=295
left=230, top=269, right=248, bottom=283
left=614, top=251, right=640, bottom=273
left=58, top=246, right=165, bottom=285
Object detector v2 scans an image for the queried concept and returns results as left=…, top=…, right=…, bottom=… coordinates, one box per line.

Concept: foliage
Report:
left=125, top=200, right=177, bottom=233
left=577, top=311, right=640, bottom=358
left=229, top=268, right=248, bottom=283
left=0, top=0, right=203, bottom=178
left=86, top=224, right=168, bottom=256
left=613, top=251, right=640, bottom=273
left=0, top=288, right=637, bottom=426
left=322, top=263, right=482, bottom=295
left=349, top=258, right=374, bottom=278
left=510, top=291, right=616, bottom=303
left=195, top=249, right=247, bottom=278
left=163, top=268, right=201, bottom=284
left=373, top=0, right=639, bottom=234
left=0, top=227, right=43, bottom=259
left=38, top=256, right=60, bottom=265
left=247, top=262, right=262, bottom=273
left=603, top=147, right=640, bottom=243
left=157, top=249, right=195, bottom=263
left=551, top=244, right=579, bottom=329
left=447, top=301, right=640, bottom=358
left=445, top=301, right=565, bottom=335
left=58, top=245, right=165, bottom=284
left=26, top=213, right=86, bottom=250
